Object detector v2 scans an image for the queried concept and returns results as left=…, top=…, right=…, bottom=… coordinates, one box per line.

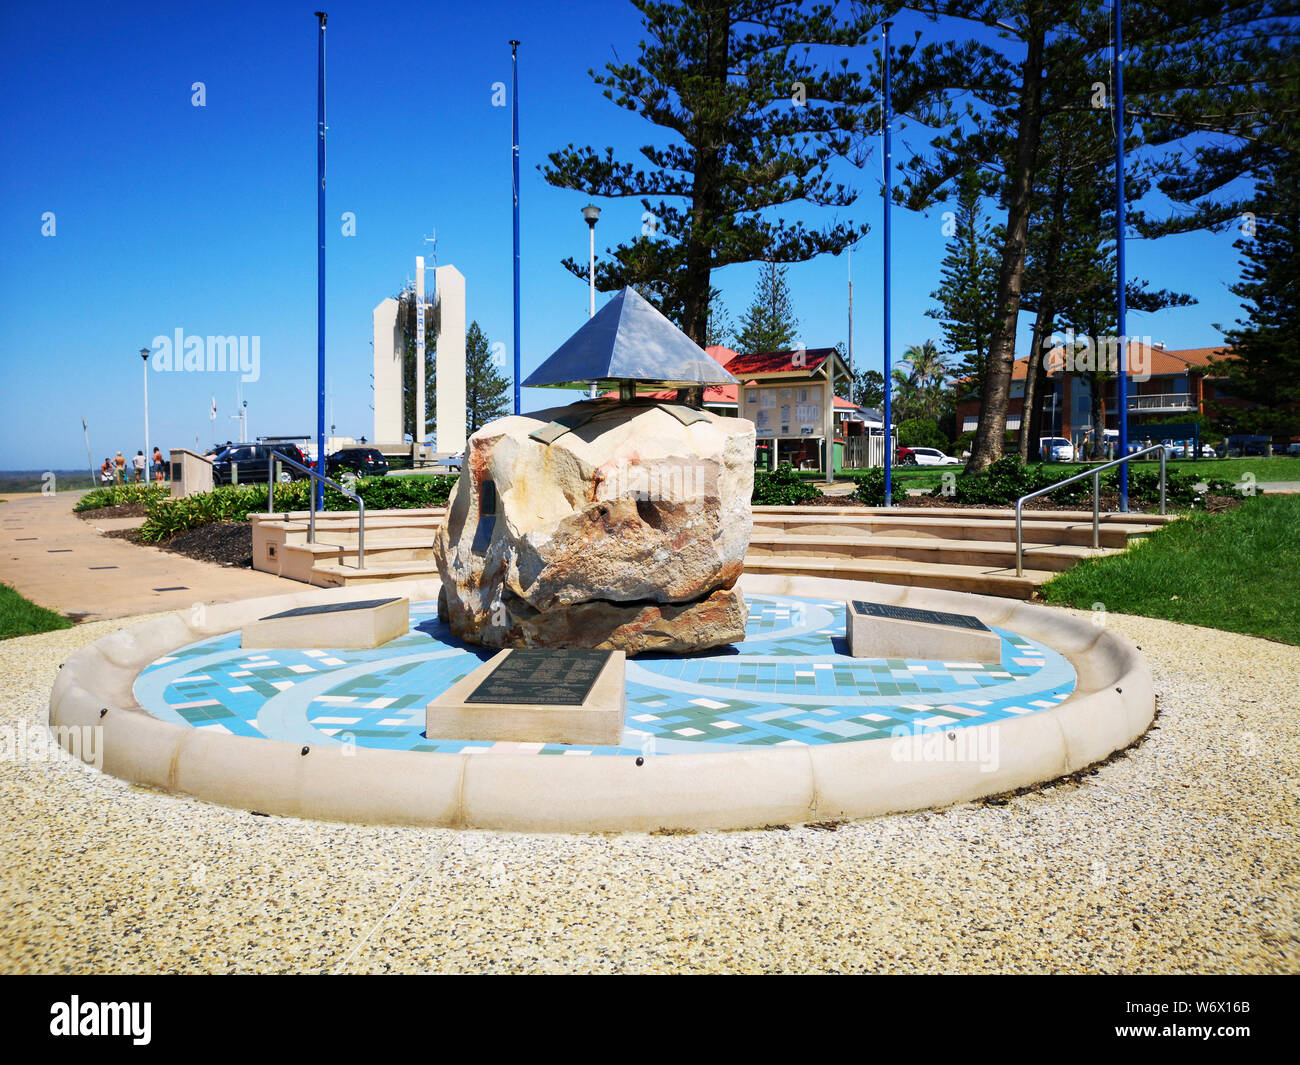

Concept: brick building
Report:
left=955, top=342, right=1248, bottom=456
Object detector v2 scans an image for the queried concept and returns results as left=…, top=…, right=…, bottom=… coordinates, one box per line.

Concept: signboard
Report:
left=465, top=648, right=613, bottom=706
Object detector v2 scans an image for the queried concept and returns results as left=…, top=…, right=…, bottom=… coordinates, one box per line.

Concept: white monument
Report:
left=372, top=261, right=467, bottom=458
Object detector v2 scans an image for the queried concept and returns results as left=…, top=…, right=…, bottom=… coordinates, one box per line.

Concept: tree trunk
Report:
left=1019, top=298, right=1055, bottom=462
left=680, top=3, right=730, bottom=346
left=965, top=8, right=1046, bottom=473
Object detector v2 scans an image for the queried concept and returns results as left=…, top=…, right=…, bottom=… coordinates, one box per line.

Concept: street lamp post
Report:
left=582, top=204, right=601, bottom=400
left=581, top=204, right=600, bottom=318
left=140, top=348, right=150, bottom=484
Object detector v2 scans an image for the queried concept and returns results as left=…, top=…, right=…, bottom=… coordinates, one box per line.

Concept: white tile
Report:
left=561, top=749, right=593, bottom=756
left=228, top=686, right=253, bottom=694
left=367, top=697, right=397, bottom=709
left=196, top=722, right=233, bottom=733
left=860, top=713, right=891, bottom=722
left=230, top=670, right=252, bottom=678
left=1030, top=700, right=1056, bottom=708
left=310, top=716, right=362, bottom=725
left=270, top=680, right=294, bottom=691
left=673, top=727, right=705, bottom=737
left=776, top=739, right=807, bottom=747
left=312, top=695, right=356, bottom=704
left=170, top=699, right=221, bottom=710
left=288, top=664, right=317, bottom=674
left=174, top=675, right=211, bottom=683
left=631, top=713, right=660, bottom=723
left=711, top=720, right=743, bottom=729
left=1001, top=705, right=1033, bottom=715
left=689, top=698, right=728, bottom=710
left=914, top=715, right=958, bottom=727
left=377, top=718, right=407, bottom=727
left=321, top=657, right=346, bottom=667
left=302, top=649, right=327, bottom=658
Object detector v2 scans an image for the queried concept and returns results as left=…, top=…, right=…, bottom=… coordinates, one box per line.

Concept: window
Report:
left=797, top=388, right=808, bottom=403
left=746, top=389, right=758, bottom=405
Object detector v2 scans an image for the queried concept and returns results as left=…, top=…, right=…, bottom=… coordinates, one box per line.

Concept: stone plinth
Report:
left=426, top=648, right=626, bottom=746
left=846, top=600, right=1002, bottom=664
left=169, top=448, right=213, bottom=498
left=242, top=596, right=409, bottom=650
left=433, top=400, right=755, bottom=655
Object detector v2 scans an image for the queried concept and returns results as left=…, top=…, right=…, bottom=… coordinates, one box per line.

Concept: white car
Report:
left=1040, top=437, right=1075, bottom=462
left=908, top=447, right=961, bottom=466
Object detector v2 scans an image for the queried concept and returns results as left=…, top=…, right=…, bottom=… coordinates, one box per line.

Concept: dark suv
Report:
left=325, top=447, right=389, bottom=478
left=212, top=443, right=309, bottom=485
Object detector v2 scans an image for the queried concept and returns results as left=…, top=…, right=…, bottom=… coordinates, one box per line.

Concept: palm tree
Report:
left=892, top=340, right=951, bottom=422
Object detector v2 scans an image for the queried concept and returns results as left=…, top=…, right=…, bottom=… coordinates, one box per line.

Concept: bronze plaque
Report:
left=466, top=648, right=613, bottom=705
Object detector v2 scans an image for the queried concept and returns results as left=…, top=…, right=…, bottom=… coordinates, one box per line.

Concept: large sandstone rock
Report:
left=433, top=399, right=755, bottom=655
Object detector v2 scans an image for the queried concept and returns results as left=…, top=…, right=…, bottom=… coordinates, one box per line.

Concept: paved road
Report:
left=0, top=492, right=301, bottom=622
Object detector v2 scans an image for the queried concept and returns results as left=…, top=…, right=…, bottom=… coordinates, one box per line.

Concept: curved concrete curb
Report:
left=49, top=576, right=1155, bottom=833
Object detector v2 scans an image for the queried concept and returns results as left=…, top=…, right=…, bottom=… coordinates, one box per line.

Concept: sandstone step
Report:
left=752, top=512, right=1144, bottom=548
left=747, top=530, right=1113, bottom=572
left=753, top=504, right=1178, bottom=526
left=740, top=556, right=1049, bottom=600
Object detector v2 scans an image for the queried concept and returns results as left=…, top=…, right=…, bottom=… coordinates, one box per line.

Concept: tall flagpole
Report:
left=314, top=12, right=328, bottom=509
left=882, top=20, right=894, bottom=507
left=1114, top=0, right=1129, bottom=511
left=510, top=40, right=522, bottom=415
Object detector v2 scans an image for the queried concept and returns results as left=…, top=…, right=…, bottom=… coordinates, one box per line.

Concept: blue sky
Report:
left=0, top=0, right=1251, bottom=471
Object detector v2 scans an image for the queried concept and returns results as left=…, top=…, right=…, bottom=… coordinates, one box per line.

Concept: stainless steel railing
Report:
left=1015, top=444, right=1167, bottom=576
left=266, top=450, right=366, bottom=568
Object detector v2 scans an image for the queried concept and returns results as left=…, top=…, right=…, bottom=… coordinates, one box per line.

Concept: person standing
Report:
left=152, top=447, right=165, bottom=483
left=133, top=450, right=146, bottom=483
left=114, top=451, right=126, bottom=484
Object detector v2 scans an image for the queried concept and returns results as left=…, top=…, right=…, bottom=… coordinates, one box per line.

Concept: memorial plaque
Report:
left=852, top=600, right=990, bottom=633
left=260, top=597, right=401, bottom=621
left=466, top=648, right=613, bottom=706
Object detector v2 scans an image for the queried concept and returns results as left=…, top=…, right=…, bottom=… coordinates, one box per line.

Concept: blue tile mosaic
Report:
left=132, top=595, right=1076, bottom=756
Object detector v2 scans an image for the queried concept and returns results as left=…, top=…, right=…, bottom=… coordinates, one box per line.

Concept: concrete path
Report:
left=0, top=492, right=301, bottom=623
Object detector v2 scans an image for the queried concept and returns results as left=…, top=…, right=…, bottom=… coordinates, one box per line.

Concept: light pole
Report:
left=140, top=348, right=150, bottom=483
left=582, top=204, right=601, bottom=399
left=581, top=204, right=600, bottom=318
left=510, top=39, right=521, bottom=416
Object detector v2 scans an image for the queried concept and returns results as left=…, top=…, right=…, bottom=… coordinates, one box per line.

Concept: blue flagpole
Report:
left=882, top=20, right=893, bottom=507
left=1114, top=0, right=1129, bottom=511
left=314, top=12, right=328, bottom=510
left=511, top=40, right=522, bottom=416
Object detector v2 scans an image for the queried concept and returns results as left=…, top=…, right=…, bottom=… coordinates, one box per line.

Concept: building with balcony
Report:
left=954, top=342, right=1247, bottom=457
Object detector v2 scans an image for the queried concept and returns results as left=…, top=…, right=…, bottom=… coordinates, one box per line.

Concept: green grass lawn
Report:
left=0, top=583, right=74, bottom=640
left=1041, top=495, right=1300, bottom=646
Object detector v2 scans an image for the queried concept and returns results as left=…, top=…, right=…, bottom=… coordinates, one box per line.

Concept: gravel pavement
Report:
left=1, top=610, right=1295, bottom=974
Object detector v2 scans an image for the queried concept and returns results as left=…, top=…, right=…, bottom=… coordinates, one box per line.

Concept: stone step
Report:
left=747, top=530, right=1113, bottom=572
left=741, top=556, right=1050, bottom=600
left=752, top=513, right=1143, bottom=548
left=752, top=504, right=1178, bottom=526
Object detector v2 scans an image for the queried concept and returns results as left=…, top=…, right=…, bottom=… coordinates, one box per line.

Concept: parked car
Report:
left=325, top=447, right=389, bottom=478
left=907, top=446, right=961, bottom=466
left=1288, top=442, right=1300, bottom=456
left=212, top=443, right=309, bottom=485
left=1039, top=437, right=1075, bottom=462
left=896, top=446, right=916, bottom=465
left=1167, top=442, right=1217, bottom=458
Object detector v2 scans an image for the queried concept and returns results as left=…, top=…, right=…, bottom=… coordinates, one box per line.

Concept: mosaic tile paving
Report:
left=133, top=595, right=1076, bottom=756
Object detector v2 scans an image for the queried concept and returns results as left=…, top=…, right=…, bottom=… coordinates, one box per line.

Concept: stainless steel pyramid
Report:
left=522, top=286, right=738, bottom=390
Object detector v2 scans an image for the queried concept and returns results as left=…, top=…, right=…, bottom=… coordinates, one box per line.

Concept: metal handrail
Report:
left=266, top=450, right=366, bottom=568
left=1015, top=444, right=1167, bottom=576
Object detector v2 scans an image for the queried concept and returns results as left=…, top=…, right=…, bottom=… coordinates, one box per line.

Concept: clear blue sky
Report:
left=0, top=0, right=1250, bottom=471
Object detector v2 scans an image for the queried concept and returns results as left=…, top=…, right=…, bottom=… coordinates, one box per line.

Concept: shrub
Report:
left=928, top=455, right=1246, bottom=510
left=752, top=463, right=821, bottom=505
left=135, top=475, right=460, bottom=542
left=851, top=466, right=910, bottom=505
left=74, top=484, right=169, bottom=512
